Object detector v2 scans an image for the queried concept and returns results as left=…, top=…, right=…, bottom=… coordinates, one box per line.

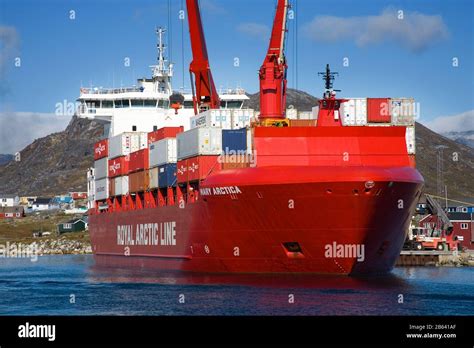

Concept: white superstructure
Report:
left=77, top=28, right=249, bottom=137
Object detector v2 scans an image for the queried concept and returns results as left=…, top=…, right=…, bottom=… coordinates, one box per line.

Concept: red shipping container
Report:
left=177, top=159, right=188, bottom=183
left=148, top=126, right=184, bottom=144
left=94, top=139, right=108, bottom=160
left=367, top=98, right=391, bottom=123
left=108, top=156, right=130, bottom=178
left=187, top=156, right=221, bottom=182
left=129, top=149, right=149, bottom=173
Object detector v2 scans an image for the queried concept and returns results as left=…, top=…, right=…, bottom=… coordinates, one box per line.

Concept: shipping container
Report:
left=149, top=167, right=159, bottom=189
left=190, top=109, right=232, bottom=129
left=109, top=132, right=147, bottom=159
left=177, top=159, right=188, bottom=183
left=298, top=111, right=314, bottom=120
left=95, top=178, right=109, bottom=201
left=405, top=126, right=416, bottom=154
left=109, top=178, right=115, bottom=197
left=94, top=158, right=108, bottom=180
left=114, top=176, right=129, bottom=196
left=129, top=148, right=149, bottom=173
left=149, top=138, right=177, bottom=168
left=289, top=119, right=318, bottom=127
left=129, top=171, right=150, bottom=193
left=221, top=155, right=252, bottom=170
left=232, top=109, right=254, bottom=129
left=367, top=98, right=391, bottom=123
left=94, top=139, right=108, bottom=160
left=187, top=156, right=221, bottom=182
left=177, top=127, right=223, bottom=160
left=222, top=129, right=247, bottom=153
left=158, top=163, right=177, bottom=188
left=108, top=156, right=130, bottom=178
left=147, top=126, right=184, bottom=144
left=341, top=98, right=367, bottom=126
left=391, top=98, right=416, bottom=125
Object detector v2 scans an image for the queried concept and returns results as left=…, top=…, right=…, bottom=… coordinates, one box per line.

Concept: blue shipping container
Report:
left=158, top=163, right=177, bottom=188
left=222, top=129, right=247, bottom=153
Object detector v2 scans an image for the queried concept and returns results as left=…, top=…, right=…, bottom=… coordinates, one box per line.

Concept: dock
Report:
left=396, top=250, right=466, bottom=266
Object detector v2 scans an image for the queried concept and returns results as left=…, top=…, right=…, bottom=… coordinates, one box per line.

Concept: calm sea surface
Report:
left=0, top=255, right=473, bottom=315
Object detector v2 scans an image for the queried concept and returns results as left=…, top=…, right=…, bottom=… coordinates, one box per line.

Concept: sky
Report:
left=0, top=0, right=473, bottom=153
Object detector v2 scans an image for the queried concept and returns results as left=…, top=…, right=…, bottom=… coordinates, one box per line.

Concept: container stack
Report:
left=93, top=139, right=109, bottom=201
left=148, top=127, right=182, bottom=189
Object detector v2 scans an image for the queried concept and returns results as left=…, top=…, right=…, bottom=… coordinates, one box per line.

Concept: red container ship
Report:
left=87, top=0, right=423, bottom=275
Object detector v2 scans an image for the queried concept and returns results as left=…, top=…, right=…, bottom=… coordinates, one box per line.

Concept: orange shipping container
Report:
left=129, top=170, right=150, bottom=193
left=109, top=178, right=116, bottom=197
left=148, top=126, right=184, bottom=144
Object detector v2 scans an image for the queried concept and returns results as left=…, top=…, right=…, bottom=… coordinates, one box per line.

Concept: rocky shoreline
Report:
left=24, top=237, right=92, bottom=255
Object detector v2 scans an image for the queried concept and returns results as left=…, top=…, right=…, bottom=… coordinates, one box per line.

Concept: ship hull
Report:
left=89, top=166, right=423, bottom=275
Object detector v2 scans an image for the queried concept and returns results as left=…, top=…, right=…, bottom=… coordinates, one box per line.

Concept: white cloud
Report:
left=236, top=23, right=270, bottom=41
left=0, top=112, right=71, bottom=154
left=423, top=110, right=474, bottom=133
left=302, top=8, right=449, bottom=53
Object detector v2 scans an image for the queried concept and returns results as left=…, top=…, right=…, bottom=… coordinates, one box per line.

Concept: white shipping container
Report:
left=133, top=132, right=148, bottom=152
left=232, top=109, right=254, bottom=129
left=177, top=127, right=223, bottom=160
left=109, top=132, right=147, bottom=159
left=94, top=158, right=108, bottom=179
left=149, top=167, right=159, bottom=189
left=341, top=98, right=367, bottom=126
left=391, top=98, right=416, bottom=125
left=191, top=109, right=232, bottom=129
left=95, top=178, right=109, bottom=201
left=405, top=126, right=416, bottom=154
left=114, top=176, right=129, bottom=196
left=149, top=138, right=177, bottom=168
left=298, top=111, right=314, bottom=120
left=311, top=106, right=319, bottom=120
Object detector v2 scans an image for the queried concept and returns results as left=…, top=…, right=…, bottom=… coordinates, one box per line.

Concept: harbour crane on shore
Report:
left=186, top=0, right=220, bottom=115
left=259, top=0, right=290, bottom=120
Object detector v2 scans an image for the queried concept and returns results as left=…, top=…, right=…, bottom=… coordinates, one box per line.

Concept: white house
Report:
left=31, top=197, right=55, bottom=211
left=0, top=194, right=20, bottom=207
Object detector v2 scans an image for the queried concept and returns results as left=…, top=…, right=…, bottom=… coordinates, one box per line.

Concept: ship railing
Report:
left=80, top=87, right=144, bottom=95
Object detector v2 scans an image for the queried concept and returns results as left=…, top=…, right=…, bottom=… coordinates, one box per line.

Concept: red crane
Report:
left=259, top=0, right=289, bottom=119
left=186, top=0, right=220, bottom=115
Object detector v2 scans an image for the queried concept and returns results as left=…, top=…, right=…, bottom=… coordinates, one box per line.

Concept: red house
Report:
left=0, top=206, right=25, bottom=219
left=419, top=212, right=474, bottom=250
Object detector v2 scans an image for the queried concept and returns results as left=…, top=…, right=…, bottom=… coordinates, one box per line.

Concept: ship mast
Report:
left=150, top=27, right=173, bottom=94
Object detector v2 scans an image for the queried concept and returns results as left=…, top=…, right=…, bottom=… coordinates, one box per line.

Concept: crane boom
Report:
left=259, top=0, right=289, bottom=119
left=186, top=0, right=220, bottom=114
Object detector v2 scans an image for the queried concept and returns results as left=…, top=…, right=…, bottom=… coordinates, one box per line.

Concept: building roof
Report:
left=34, top=198, right=52, bottom=205
left=448, top=212, right=473, bottom=221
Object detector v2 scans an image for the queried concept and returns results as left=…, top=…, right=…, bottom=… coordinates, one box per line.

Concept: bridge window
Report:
left=226, top=101, right=243, bottom=109
left=144, top=100, right=157, bottom=107
left=101, top=100, right=113, bottom=108
left=183, top=101, right=194, bottom=109
left=87, top=100, right=100, bottom=108
left=131, top=99, right=144, bottom=107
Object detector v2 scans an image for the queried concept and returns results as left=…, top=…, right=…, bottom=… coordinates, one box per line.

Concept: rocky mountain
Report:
left=0, top=117, right=103, bottom=196
left=245, top=88, right=319, bottom=111
left=442, top=130, right=474, bottom=149
left=0, top=154, right=14, bottom=166
left=0, top=90, right=472, bottom=201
